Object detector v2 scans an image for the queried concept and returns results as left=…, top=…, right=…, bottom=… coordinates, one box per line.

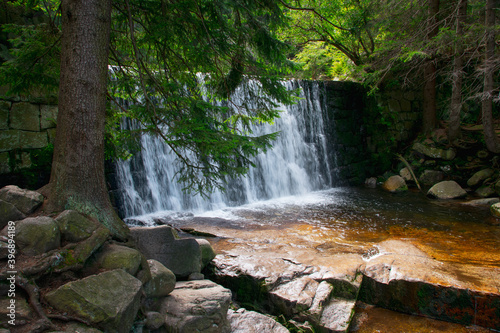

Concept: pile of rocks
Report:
left=366, top=141, right=500, bottom=221
left=0, top=185, right=289, bottom=332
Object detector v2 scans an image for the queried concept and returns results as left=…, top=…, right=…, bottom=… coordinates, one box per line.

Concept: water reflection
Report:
left=144, top=187, right=500, bottom=267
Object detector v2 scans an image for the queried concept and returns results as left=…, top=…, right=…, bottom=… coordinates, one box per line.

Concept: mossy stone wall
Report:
left=0, top=87, right=57, bottom=188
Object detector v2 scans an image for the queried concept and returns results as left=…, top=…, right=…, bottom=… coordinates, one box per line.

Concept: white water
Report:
left=115, top=80, right=337, bottom=218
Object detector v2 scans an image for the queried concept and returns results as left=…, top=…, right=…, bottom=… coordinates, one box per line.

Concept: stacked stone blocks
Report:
left=0, top=95, right=57, bottom=175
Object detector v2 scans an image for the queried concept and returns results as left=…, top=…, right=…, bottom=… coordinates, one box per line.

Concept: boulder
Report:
left=412, top=143, right=456, bottom=160
left=399, top=167, right=413, bottom=182
left=427, top=181, right=467, bottom=200
left=196, top=238, right=217, bottom=268
left=62, top=323, right=103, bottom=333
left=467, top=169, right=495, bottom=187
left=44, top=269, right=142, bottom=333
left=55, top=210, right=99, bottom=243
left=491, top=203, right=500, bottom=218
left=130, top=226, right=204, bottom=278
left=269, top=277, right=356, bottom=333
left=143, top=259, right=176, bottom=298
left=188, top=272, right=205, bottom=280
left=15, top=216, right=60, bottom=255
left=269, top=276, right=319, bottom=316
left=0, top=241, right=8, bottom=259
left=364, top=177, right=377, bottom=188
left=418, top=170, right=444, bottom=186
left=228, top=308, right=289, bottom=333
left=84, top=243, right=144, bottom=276
left=0, top=200, right=25, bottom=229
left=381, top=175, right=407, bottom=193
left=475, top=186, right=496, bottom=198
left=0, top=185, right=43, bottom=215
left=316, top=298, right=356, bottom=333
left=0, top=296, right=33, bottom=326
left=462, top=198, right=500, bottom=207
left=144, top=311, right=164, bottom=330
left=160, top=280, right=232, bottom=333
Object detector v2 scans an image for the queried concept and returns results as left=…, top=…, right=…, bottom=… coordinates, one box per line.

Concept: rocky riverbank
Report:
left=1, top=145, right=499, bottom=333
left=0, top=185, right=290, bottom=332
left=372, top=137, right=500, bottom=221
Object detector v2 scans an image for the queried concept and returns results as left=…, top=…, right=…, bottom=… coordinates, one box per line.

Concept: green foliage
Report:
left=292, top=42, right=357, bottom=80
left=18, top=144, right=54, bottom=189
left=0, top=1, right=60, bottom=95
left=102, top=0, right=299, bottom=195
left=1, top=0, right=299, bottom=195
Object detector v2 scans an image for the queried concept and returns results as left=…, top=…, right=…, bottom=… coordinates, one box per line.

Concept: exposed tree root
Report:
left=16, top=275, right=55, bottom=332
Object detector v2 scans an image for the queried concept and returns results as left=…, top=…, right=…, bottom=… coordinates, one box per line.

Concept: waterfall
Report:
left=114, top=80, right=337, bottom=218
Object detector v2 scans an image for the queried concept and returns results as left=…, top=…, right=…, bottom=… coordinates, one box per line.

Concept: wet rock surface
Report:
left=227, top=308, right=289, bottom=333
left=165, top=189, right=500, bottom=332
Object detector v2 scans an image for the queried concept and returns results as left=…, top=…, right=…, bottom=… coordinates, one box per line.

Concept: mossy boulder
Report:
left=196, top=238, right=217, bottom=268
left=44, top=269, right=142, bottom=333
left=15, top=216, right=60, bottom=255
left=491, top=203, right=500, bottom=218
left=412, top=143, right=456, bottom=160
left=427, top=181, right=467, bottom=200
left=0, top=199, right=25, bottom=229
left=85, top=243, right=143, bottom=276
left=144, top=311, right=164, bottom=330
left=143, top=259, right=176, bottom=298
left=55, top=210, right=99, bottom=243
left=475, top=186, right=496, bottom=198
left=418, top=170, right=444, bottom=186
left=0, top=185, right=43, bottom=215
left=467, top=169, right=495, bottom=188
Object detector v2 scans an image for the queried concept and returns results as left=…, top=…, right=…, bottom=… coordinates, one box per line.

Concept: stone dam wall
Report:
left=0, top=89, right=58, bottom=188
left=0, top=81, right=423, bottom=190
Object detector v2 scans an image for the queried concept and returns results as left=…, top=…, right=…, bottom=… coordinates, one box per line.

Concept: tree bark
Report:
left=422, top=0, right=440, bottom=134
left=43, top=0, right=129, bottom=239
left=482, top=0, right=500, bottom=153
left=447, top=0, right=467, bottom=143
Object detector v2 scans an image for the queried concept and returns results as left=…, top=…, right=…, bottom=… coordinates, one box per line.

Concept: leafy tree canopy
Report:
left=0, top=0, right=298, bottom=195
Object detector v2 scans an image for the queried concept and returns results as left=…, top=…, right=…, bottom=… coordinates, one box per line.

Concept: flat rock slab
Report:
left=319, top=298, right=356, bottom=333
left=228, top=308, right=289, bottom=333
left=359, top=240, right=500, bottom=330
left=160, top=280, right=232, bottom=333
left=130, top=226, right=202, bottom=278
left=172, top=217, right=500, bottom=331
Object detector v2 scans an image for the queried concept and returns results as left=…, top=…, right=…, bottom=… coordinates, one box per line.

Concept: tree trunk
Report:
left=447, top=0, right=467, bottom=143
left=43, top=0, right=129, bottom=239
left=482, top=0, right=500, bottom=153
left=422, top=0, right=440, bottom=134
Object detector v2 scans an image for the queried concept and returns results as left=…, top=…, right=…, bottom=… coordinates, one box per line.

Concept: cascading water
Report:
left=114, top=80, right=337, bottom=218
